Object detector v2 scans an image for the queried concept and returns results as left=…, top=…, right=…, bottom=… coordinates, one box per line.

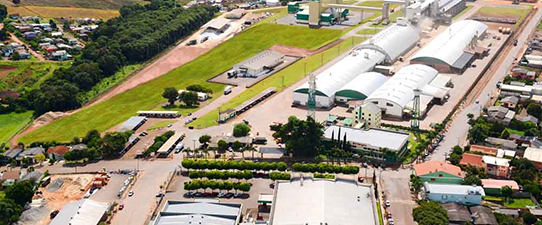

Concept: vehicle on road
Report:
left=227, top=70, right=238, bottom=78
left=385, top=200, right=391, bottom=207
left=50, top=210, right=59, bottom=219
left=156, top=193, right=164, bottom=197
left=128, top=190, right=134, bottom=197
left=188, top=126, right=194, bottom=129
left=224, top=86, right=233, bottom=95
left=362, top=162, right=368, bottom=168
left=200, top=36, right=209, bottom=43
left=119, top=204, right=124, bottom=210
left=187, top=113, right=192, bottom=116
left=513, top=39, right=518, bottom=46
left=186, top=39, right=197, bottom=46
left=184, top=192, right=194, bottom=198
left=358, top=176, right=364, bottom=182
left=167, top=123, right=172, bottom=128
left=475, top=99, right=479, bottom=104
left=174, top=143, right=185, bottom=153
left=234, top=193, right=243, bottom=198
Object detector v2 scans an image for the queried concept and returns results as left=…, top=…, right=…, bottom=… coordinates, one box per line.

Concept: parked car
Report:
left=156, top=193, right=164, bottom=197
left=184, top=192, right=194, bottom=198
left=128, top=190, right=134, bottom=197
left=385, top=200, right=391, bottom=207
left=50, top=210, right=60, bottom=219
left=358, top=176, right=364, bottom=182
left=234, top=193, right=243, bottom=198
left=200, top=36, right=209, bottom=43
left=186, top=39, right=197, bottom=46
left=119, top=204, right=124, bottom=210
left=188, top=126, right=194, bottom=129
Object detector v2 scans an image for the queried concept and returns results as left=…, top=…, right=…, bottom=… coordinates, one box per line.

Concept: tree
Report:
left=527, top=103, right=542, bottom=119
left=0, top=4, right=7, bottom=21
left=99, top=132, right=130, bottom=157
left=5, top=181, right=34, bottom=206
left=271, top=116, right=324, bottom=158
left=9, top=51, right=19, bottom=61
left=198, top=135, right=211, bottom=148
left=468, top=124, right=490, bottom=143
left=462, top=175, right=481, bottom=186
left=501, top=186, right=513, bottom=203
left=217, top=140, right=227, bottom=151
left=410, top=175, right=423, bottom=193
left=500, top=129, right=511, bottom=139
left=412, top=201, right=448, bottom=225
left=162, top=87, right=178, bottom=105
left=0, top=198, right=22, bottom=225
left=35, top=153, right=46, bottom=165
left=522, top=212, right=538, bottom=225
left=233, top=123, right=251, bottom=137
left=179, top=91, right=198, bottom=107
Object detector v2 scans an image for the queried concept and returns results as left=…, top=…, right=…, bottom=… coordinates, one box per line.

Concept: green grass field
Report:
left=77, top=64, right=142, bottom=104
left=0, top=111, right=34, bottom=146
left=475, top=6, right=531, bottom=27
left=190, top=36, right=366, bottom=128
left=453, top=5, right=473, bottom=20
left=21, top=0, right=147, bottom=10
left=0, top=61, right=70, bottom=93
left=356, top=1, right=397, bottom=9
left=356, top=28, right=381, bottom=35
left=504, top=198, right=535, bottom=208
left=20, top=24, right=343, bottom=143
left=147, top=120, right=177, bottom=131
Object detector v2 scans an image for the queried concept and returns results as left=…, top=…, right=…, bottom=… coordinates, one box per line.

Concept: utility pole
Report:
left=307, top=73, right=317, bottom=120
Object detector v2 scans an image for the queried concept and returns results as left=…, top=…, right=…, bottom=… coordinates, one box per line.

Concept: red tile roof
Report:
left=47, top=145, right=70, bottom=156
left=1, top=171, right=20, bottom=180
left=470, top=145, right=498, bottom=155
left=460, top=153, right=484, bottom=167
left=414, top=161, right=465, bottom=178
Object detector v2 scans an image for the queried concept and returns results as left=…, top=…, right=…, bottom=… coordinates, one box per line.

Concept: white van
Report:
left=224, top=86, right=233, bottom=95
left=174, top=143, right=185, bottom=153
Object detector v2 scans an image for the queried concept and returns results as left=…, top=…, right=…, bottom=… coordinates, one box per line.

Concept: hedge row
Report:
left=183, top=179, right=251, bottom=192
left=269, top=172, right=291, bottom=181
left=182, top=159, right=287, bottom=171
left=314, top=173, right=336, bottom=179
left=292, top=163, right=359, bottom=174
left=188, top=170, right=253, bottom=180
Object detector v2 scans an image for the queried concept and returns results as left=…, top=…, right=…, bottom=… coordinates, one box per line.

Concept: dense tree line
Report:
left=292, top=162, right=359, bottom=174
left=0, top=181, right=34, bottom=225
left=188, top=170, right=253, bottom=180
left=143, top=130, right=175, bottom=155
left=22, top=1, right=216, bottom=115
left=183, top=179, right=251, bottom=192
left=412, top=201, right=449, bottom=225
left=181, top=159, right=288, bottom=172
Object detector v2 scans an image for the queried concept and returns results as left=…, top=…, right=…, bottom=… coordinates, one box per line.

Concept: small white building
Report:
left=178, top=90, right=209, bottom=101
left=353, top=102, right=382, bottom=128
left=422, top=182, right=485, bottom=205
left=233, top=50, right=284, bottom=77
left=266, top=0, right=280, bottom=7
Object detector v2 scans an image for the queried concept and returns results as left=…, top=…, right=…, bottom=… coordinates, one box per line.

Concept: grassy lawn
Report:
left=376, top=201, right=384, bottom=225
left=147, top=120, right=177, bottom=131
left=504, top=198, right=536, bottom=208
left=0, top=61, right=70, bottom=93
left=356, top=28, right=381, bottom=35
left=506, top=128, right=525, bottom=136
left=0, top=111, right=34, bottom=146
left=453, top=5, right=474, bottom=20
left=0, top=191, right=4, bottom=199
left=20, top=0, right=147, bottom=10
left=402, top=133, right=427, bottom=163
left=357, top=1, right=398, bottom=9
left=77, top=64, right=143, bottom=104
left=474, top=6, right=532, bottom=28
left=190, top=36, right=366, bottom=128
left=6, top=5, right=120, bottom=19
left=20, top=23, right=343, bottom=143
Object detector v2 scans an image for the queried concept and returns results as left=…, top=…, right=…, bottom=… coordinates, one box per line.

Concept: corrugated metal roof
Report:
left=336, top=72, right=388, bottom=99
left=412, top=20, right=487, bottom=67
left=367, top=64, right=438, bottom=108
left=359, top=23, right=420, bottom=62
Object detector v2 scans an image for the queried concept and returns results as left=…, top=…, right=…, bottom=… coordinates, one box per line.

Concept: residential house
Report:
left=511, top=67, right=536, bottom=80
left=480, top=179, right=519, bottom=196
left=2, top=46, right=13, bottom=57
left=414, top=161, right=465, bottom=184
left=485, top=137, right=518, bottom=149
left=49, top=50, right=69, bottom=61
left=442, top=203, right=471, bottom=224
left=56, top=43, right=72, bottom=50
left=1, top=171, right=20, bottom=187
left=422, top=182, right=485, bottom=205
left=487, top=106, right=515, bottom=123
left=17, top=147, right=45, bottom=164
left=51, top=32, right=62, bottom=37
left=23, top=32, right=37, bottom=39
left=8, top=14, right=20, bottom=19
left=501, top=96, right=519, bottom=109
left=520, top=115, right=539, bottom=125
left=460, top=153, right=485, bottom=168
left=509, top=134, right=535, bottom=147
left=460, top=154, right=511, bottom=178
left=497, top=209, right=520, bottom=218
left=17, top=50, right=30, bottom=59
left=470, top=145, right=498, bottom=155
left=3, top=148, right=23, bottom=160
left=47, top=145, right=70, bottom=160
left=46, top=45, right=58, bottom=53
left=496, top=149, right=516, bottom=158
left=523, top=147, right=542, bottom=170
left=470, top=206, right=498, bottom=225
left=21, top=171, right=42, bottom=183
left=353, top=102, right=382, bottom=128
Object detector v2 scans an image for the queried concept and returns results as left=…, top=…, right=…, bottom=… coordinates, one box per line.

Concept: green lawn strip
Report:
left=474, top=6, right=532, bottom=28
left=190, top=36, right=365, bottom=129
left=356, top=28, right=381, bottom=35
left=453, top=5, right=474, bottom=20
left=20, top=24, right=343, bottom=143
left=506, top=128, right=524, bottom=136
left=356, top=1, right=397, bottom=9
left=0, top=111, right=33, bottom=146
left=147, top=120, right=177, bottom=131
left=504, top=198, right=535, bottom=208
left=376, top=201, right=384, bottom=225
left=0, top=61, right=70, bottom=92
left=77, top=64, right=143, bottom=103
left=403, top=133, right=427, bottom=163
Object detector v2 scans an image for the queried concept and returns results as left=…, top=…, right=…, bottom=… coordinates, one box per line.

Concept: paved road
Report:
left=429, top=7, right=542, bottom=161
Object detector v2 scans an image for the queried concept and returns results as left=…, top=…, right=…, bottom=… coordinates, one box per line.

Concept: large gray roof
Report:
left=323, top=126, right=409, bottom=150
left=412, top=20, right=487, bottom=67
left=153, top=201, right=242, bottom=225
left=336, top=72, right=388, bottom=99
left=358, top=23, right=420, bottom=62
left=234, top=50, right=284, bottom=71
left=118, top=116, right=146, bottom=132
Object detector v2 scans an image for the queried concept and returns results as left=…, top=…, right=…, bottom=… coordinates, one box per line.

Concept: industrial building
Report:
left=117, top=116, right=147, bottom=132
left=293, top=22, right=420, bottom=108
left=323, top=125, right=410, bottom=161
left=411, top=20, right=488, bottom=73
left=352, top=102, right=382, bottom=128
left=422, top=182, right=485, bottom=205
left=233, top=50, right=284, bottom=77
left=152, top=200, right=242, bottom=225
left=50, top=199, right=109, bottom=225
left=366, top=64, right=449, bottom=118
left=334, top=72, right=388, bottom=103
left=270, top=179, right=378, bottom=225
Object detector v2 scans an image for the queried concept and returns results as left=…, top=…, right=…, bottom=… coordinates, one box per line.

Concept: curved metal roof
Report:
left=367, top=64, right=438, bottom=107
left=358, top=23, right=420, bottom=62
left=294, top=49, right=385, bottom=97
left=411, top=20, right=488, bottom=66
left=336, top=72, right=388, bottom=99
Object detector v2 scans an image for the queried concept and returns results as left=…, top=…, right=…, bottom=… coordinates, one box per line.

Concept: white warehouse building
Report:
left=293, top=22, right=420, bottom=108
left=366, top=64, right=440, bottom=118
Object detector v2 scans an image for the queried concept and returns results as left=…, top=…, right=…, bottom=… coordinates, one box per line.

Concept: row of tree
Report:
left=20, top=2, right=217, bottom=115
left=181, top=159, right=288, bottom=172
left=292, top=162, right=359, bottom=175
left=269, top=172, right=291, bottom=180
left=183, top=179, right=251, bottom=192
left=188, top=170, right=253, bottom=180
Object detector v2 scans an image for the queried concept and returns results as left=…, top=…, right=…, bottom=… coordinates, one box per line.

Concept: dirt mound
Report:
left=34, top=112, right=66, bottom=126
